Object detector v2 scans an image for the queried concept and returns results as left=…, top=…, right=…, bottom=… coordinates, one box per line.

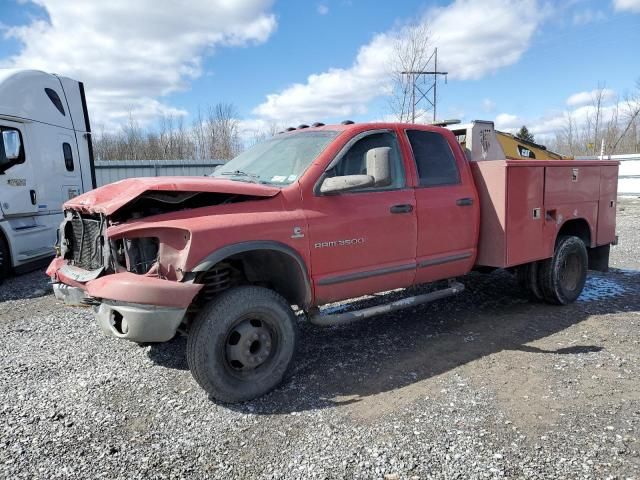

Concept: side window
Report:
left=45, top=88, right=66, bottom=116
left=326, top=131, right=405, bottom=191
left=63, top=142, right=74, bottom=171
left=406, top=130, right=460, bottom=187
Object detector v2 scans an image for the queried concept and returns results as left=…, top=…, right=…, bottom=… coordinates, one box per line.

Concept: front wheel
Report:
left=538, top=236, right=588, bottom=305
left=187, top=286, right=298, bottom=403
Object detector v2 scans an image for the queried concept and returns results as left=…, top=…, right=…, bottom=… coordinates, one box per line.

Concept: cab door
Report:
left=26, top=121, right=84, bottom=215
left=0, top=120, right=37, bottom=217
left=58, top=133, right=83, bottom=204
left=303, top=129, right=417, bottom=304
left=403, top=128, right=479, bottom=284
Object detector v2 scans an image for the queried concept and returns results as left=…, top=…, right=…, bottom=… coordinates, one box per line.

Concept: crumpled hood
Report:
left=65, top=176, right=281, bottom=215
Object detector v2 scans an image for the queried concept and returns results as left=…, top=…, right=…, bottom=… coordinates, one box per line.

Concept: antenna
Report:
left=401, top=47, right=448, bottom=123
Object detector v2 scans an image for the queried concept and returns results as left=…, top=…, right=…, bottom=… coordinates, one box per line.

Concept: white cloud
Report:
left=495, top=113, right=523, bottom=131
left=317, top=4, right=329, bottom=15
left=253, top=32, right=394, bottom=123
left=253, top=0, right=545, bottom=124
left=497, top=87, right=640, bottom=143
left=2, top=0, right=277, bottom=131
left=482, top=98, right=496, bottom=112
left=573, top=8, right=606, bottom=25
left=566, top=88, right=617, bottom=107
left=613, top=0, right=640, bottom=13
left=496, top=109, right=581, bottom=138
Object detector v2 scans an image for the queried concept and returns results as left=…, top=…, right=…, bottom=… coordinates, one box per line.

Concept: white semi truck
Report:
left=0, top=69, right=96, bottom=284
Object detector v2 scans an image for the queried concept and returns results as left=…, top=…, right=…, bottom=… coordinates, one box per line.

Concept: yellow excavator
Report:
left=437, top=120, right=565, bottom=161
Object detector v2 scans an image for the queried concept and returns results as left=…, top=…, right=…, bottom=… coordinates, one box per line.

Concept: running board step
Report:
left=308, top=281, right=465, bottom=327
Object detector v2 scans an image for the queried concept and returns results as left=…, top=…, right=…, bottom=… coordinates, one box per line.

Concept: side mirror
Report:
left=366, top=147, right=392, bottom=187
left=3, top=130, right=22, bottom=161
left=0, top=130, right=23, bottom=171
left=320, top=174, right=374, bottom=194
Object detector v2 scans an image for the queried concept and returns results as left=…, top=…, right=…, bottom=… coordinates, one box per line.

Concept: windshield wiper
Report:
left=218, top=170, right=259, bottom=179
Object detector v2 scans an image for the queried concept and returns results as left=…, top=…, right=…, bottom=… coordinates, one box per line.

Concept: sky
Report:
left=0, top=0, right=639, bottom=142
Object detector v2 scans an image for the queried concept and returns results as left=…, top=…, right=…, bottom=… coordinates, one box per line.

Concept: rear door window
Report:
left=406, top=130, right=460, bottom=187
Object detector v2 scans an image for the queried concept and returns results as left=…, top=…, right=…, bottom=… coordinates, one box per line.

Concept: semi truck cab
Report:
left=0, top=69, right=95, bottom=283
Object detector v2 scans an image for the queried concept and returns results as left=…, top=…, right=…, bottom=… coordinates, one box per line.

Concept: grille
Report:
left=69, top=217, right=103, bottom=270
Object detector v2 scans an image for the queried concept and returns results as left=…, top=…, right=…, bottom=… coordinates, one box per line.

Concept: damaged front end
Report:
left=48, top=179, right=281, bottom=343
left=50, top=209, right=202, bottom=343
left=55, top=210, right=170, bottom=282
left=58, top=211, right=107, bottom=280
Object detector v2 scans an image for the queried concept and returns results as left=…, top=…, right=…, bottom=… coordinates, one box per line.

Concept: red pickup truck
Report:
left=47, top=121, right=619, bottom=402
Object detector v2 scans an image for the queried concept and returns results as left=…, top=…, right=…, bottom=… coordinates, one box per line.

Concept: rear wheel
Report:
left=517, top=261, right=544, bottom=301
left=538, top=236, right=588, bottom=305
left=187, top=286, right=298, bottom=403
left=0, top=235, right=10, bottom=286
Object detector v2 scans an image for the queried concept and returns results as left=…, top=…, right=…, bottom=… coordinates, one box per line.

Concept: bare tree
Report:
left=388, top=22, right=433, bottom=123
left=590, top=84, right=607, bottom=154
left=208, top=103, right=241, bottom=161
left=93, top=101, right=244, bottom=161
left=548, top=79, right=640, bottom=157
left=610, top=79, right=640, bottom=154
left=249, top=121, right=282, bottom=146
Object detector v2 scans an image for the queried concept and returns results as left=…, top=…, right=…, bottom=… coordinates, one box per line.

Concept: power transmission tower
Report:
left=401, top=47, right=448, bottom=123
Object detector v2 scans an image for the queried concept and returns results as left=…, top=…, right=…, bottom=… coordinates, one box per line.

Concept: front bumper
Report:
left=95, top=301, right=186, bottom=342
left=49, top=257, right=203, bottom=343
left=53, top=283, right=186, bottom=342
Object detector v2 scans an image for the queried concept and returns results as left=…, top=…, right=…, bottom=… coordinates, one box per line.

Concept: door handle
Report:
left=30, top=189, right=37, bottom=206
left=390, top=204, right=413, bottom=214
left=456, top=197, right=473, bottom=207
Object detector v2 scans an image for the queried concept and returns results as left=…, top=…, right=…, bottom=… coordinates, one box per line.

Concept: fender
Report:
left=554, top=216, right=595, bottom=248
left=190, top=240, right=313, bottom=307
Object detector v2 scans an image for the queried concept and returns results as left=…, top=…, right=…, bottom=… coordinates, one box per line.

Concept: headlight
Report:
left=107, top=227, right=190, bottom=279
left=115, top=237, right=159, bottom=274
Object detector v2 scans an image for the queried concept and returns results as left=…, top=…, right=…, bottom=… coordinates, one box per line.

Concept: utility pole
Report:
left=401, top=47, right=448, bottom=123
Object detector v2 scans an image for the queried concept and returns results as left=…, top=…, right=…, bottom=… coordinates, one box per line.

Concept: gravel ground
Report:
left=1, top=197, right=639, bottom=479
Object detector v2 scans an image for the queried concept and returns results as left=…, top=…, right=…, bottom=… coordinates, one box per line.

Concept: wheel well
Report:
left=0, top=226, right=12, bottom=271
left=557, top=219, right=591, bottom=248
left=193, top=249, right=311, bottom=309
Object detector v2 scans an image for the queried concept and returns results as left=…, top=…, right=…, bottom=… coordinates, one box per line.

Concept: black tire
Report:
left=538, top=236, right=588, bottom=305
left=516, top=261, right=544, bottom=301
left=0, top=235, right=10, bottom=286
left=187, top=286, right=298, bottom=403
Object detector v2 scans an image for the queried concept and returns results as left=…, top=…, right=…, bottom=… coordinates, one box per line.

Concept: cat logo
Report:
left=517, top=145, right=536, bottom=158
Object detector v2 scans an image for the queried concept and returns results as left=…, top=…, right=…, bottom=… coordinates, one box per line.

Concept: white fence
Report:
left=575, top=154, right=640, bottom=196
left=94, top=159, right=224, bottom=187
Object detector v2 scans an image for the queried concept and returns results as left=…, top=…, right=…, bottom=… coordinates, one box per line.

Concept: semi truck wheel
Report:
left=0, top=236, right=10, bottom=286
left=187, top=286, right=298, bottom=403
left=538, top=236, right=588, bottom=305
left=516, top=261, right=544, bottom=301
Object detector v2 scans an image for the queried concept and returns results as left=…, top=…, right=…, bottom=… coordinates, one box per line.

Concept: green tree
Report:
left=516, top=125, right=535, bottom=143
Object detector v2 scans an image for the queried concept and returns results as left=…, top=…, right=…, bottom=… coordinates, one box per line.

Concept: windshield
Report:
left=212, top=131, right=339, bottom=185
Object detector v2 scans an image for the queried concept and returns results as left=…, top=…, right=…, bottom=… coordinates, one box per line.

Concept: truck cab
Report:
left=0, top=69, right=95, bottom=283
